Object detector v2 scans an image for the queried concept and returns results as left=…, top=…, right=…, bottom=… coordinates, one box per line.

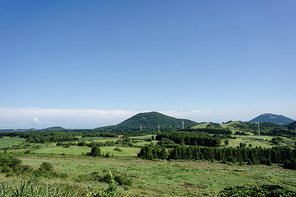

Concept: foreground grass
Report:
left=17, top=154, right=296, bottom=196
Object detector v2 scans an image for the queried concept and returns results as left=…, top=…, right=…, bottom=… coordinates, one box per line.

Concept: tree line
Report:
left=138, top=145, right=296, bottom=170
left=156, top=132, right=221, bottom=147
left=0, top=130, right=152, bottom=143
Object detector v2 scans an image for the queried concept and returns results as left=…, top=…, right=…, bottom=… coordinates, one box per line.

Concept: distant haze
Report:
left=0, top=108, right=294, bottom=129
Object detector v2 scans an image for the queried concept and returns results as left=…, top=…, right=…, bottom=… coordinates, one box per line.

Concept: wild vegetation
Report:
left=1, top=114, right=296, bottom=196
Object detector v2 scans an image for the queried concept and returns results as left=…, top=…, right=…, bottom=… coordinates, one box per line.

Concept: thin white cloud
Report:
left=0, top=108, right=138, bottom=129
left=0, top=107, right=294, bottom=129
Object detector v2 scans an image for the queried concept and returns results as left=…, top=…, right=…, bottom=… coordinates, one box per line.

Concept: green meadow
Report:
left=79, top=136, right=110, bottom=141
left=1, top=134, right=296, bottom=196
left=17, top=154, right=296, bottom=196
left=0, top=137, right=26, bottom=148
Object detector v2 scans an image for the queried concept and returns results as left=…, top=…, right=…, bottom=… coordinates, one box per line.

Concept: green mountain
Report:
left=41, top=126, right=65, bottom=131
left=250, top=113, right=294, bottom=124
left=116, top=111, right=197, bottom=131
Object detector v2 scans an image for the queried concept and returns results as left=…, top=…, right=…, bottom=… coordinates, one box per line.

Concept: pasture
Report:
left=0, top=137, right=26, bottom=148
left=17, top=154, right=296, bottom=196
left=1, top=134, right=296, bottom=196
left=79, top=136, right=109, bottom=141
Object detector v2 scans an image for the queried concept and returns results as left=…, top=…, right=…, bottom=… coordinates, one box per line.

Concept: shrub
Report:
left=24, top=149, right=30, bottom=154
left=105, top=152, right=111, bottom=158
left=114, top=174, right=132, bottom=186
left=87, top=171, right=118, bottom=197
left=39, top=162, right=53, bottom=172
left=89, top=146, right=101, bottom=157
left=113, top=148, right=123, bottom=152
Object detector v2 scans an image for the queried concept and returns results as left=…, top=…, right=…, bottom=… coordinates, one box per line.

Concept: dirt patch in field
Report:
left=179, top=183, right=205, bottom=189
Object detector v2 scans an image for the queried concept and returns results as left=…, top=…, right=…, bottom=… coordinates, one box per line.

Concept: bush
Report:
left=105, top=152, right=111, bottom=158
left=39, top=162, right=53, bottom=172
left=24, top=149, right=30, bottom=154
left=90, top=171, right=133, bottom=186
left=113, top=148, right=123, bottom=152
left=87, top=171, right=118, bottom=197
left=0, top=155, right=22, bottom=168
left=114, top=174, right=132, bottom=186
left=89, top=146, right=101, bottom=157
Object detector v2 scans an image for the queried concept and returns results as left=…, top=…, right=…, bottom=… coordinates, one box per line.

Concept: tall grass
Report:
left=0, top=177, right=81, bottom=197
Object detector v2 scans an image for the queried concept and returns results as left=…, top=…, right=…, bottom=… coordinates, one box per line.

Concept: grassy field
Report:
left=0, top=137, right=26, bottom=148
left=32, top=146, right=92, bottom=155
left=1, top=135, right=296, bottom=196
left=17, top=154, right=296, bottom=196
left=191, top=122, right=210, bottom=129
left=79, top=136, right=110, bottom=141
left=129, top=134, right=156, bottom=140
left=29, top=145, right=140, bottom=157
left=101, top=146, right=140, bottom=156
left=227, top=135, right=292, bottom=148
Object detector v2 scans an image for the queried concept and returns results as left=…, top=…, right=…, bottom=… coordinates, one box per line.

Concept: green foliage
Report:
left=0, top=178, right=80, bottom=196
left=217, top=185, right=296, bottom=196
left=39, top=162, right=53, bottom=172
left=157, top=137, right=176, bottom=147
left=89, top=146, right=101, bottom=157
left=24, top=149, right=30, bottom=154
left=139, top=145, right=296, bottom=169
left=113, top=148, right=122, bottom=152
left=105, top=152, right=111, bottom=158
left=156, top=132, right=221, bottom=147
left=138, top=146, right=167, bottom=160
left=0, top=155, right=68, bottom=179
left=89, top=170, right=133, bottom=187
left=0, top=155, right=22, bottom=168
left=114, top=111, right=197, bottom=131
left=114, top=174, right=132, bottom=186
left=225, top=139, right=229, bottom=146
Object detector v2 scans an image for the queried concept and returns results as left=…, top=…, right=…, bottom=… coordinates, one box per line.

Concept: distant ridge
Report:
left=116, top=111, right=197, bottom=130
left=41, top=126, right=65, bottom=131
left=250, top=113, right=294, bottom=124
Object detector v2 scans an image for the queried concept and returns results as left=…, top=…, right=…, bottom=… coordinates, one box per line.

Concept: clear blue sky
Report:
left=1, top=0, right=295, bottom=129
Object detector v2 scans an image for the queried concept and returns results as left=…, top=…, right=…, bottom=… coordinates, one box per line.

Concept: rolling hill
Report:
left=191, top=121, right=291, bottom=135
left=115, top=111, right=197, bottom=131
left=250, top=113, right=294, bottom=124
left=41, top=126, right=65, bottom=131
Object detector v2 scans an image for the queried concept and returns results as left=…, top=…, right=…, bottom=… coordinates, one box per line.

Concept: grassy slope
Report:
left=191, top=122, right=210, bottom=129
left=227, top=135, right=274, bottom=148
left=30, top=146, right=140, bottom=157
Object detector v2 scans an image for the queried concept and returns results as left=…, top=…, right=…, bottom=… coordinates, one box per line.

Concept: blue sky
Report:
left=0, top=0, right=295, bottom=129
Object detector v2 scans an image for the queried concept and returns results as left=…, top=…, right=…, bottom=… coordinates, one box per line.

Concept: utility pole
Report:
left=140, top=124, right=142, bottom=131
left=182, top=121, right=184, bottom=129
left=158, top=125, right=160, bottom=132
left=258, top=122, right=260, bottom=136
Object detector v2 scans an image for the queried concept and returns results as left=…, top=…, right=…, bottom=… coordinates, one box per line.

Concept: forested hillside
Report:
left=114, top=112, right=197, bottom=131
left=250, top=113, right=294, bottom=124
